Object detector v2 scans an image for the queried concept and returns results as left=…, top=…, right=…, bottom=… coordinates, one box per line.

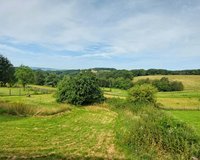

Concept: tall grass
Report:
left=108, top=98, right=200, bottom=159
left=0, top=102, right=37, bottom=116
left=0, top=101, right=70, bottom=116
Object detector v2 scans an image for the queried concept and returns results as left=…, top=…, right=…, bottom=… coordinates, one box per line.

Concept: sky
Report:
left=0, top=0, right=200, bottom=70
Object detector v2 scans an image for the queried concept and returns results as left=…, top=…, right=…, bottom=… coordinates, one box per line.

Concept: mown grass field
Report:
left=167, top=110, right=200, bottom=135
left=0, top=75, right=200, bottom=159
left=0, top=92, right=126, bottom=159
left=0, top=105, right=124, bottom=159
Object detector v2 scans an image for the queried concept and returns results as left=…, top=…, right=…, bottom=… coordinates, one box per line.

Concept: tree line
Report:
left=0, top=54, right=195, bottom=91
left=134, top=77, right=184, bottom=92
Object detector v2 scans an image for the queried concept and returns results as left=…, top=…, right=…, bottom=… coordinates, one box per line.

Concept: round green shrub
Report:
left=128, top=84, right=157, bottom=104
left=56, top=72, right=104, bottom=105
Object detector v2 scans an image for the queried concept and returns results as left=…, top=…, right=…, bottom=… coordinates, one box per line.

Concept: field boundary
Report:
left=158, top=106, right=200, bottom=111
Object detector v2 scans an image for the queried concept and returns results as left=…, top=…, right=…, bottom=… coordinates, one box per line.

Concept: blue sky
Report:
left=0, top=0, right=200, bottom=70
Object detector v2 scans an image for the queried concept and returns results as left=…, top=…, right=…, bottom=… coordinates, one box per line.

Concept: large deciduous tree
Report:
left=0, top=54, right=15, bottom=86
left=15, top=65, right=34, bottom=89
left=57, top=72, right=104, bottom=105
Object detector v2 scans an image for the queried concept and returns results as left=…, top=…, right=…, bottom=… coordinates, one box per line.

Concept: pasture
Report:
left=0, top=75, right=200, bottom=159
left=133, top=75, right=200, bottom=91
left=133, top=75, right=200, bottom=109
left=0, top=105, right=124, bottom=159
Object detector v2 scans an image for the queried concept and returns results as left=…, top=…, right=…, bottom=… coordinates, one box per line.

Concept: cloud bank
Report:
left=0, top=0, right=200, bottom=69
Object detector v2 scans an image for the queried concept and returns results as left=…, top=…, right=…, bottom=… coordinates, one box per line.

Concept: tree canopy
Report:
left=57, top=72, right=104, bottom=105
left=15, top=65, right=34, bottom=88
left=0, top=54, right=15, bottom=85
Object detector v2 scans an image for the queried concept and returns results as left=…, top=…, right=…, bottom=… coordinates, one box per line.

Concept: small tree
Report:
left=15, top=65, right=34, bottom=89
left=34, top=70, right=46, bottom=85
left=57, top=72, right=104, bottom=105
left=0, top=54, right=15, bottom=86
left=128, top=84, right=157, bottom=104
left=45, top=73, right=59, bottom=87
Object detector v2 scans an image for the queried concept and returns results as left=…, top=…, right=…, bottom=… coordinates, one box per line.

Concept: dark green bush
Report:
left=98, top=77, right=133, bottom=90
left=56, top=72, right=104, bottom=105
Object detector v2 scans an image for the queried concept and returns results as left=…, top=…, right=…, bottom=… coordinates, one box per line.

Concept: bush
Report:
left=170, top=81, right=184, bottom=91
left=98, top=77, right=133, bottom=90
left=128, top=84, right=157, bottom=105
left=56, top=73, right=104, bottom=105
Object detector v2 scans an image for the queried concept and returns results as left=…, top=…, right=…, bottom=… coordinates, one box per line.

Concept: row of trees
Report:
left=0, top=54, right=185, bottom=92
left=98, top=77, right=133, bottom=90
left=134, top=77, right=184, bottom=92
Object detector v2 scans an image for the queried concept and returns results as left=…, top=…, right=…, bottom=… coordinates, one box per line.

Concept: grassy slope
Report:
left=0, top=105, right=125, bottom=159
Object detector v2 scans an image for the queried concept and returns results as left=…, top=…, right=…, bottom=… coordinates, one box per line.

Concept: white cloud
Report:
left=0, top=0, right=200, bottom=69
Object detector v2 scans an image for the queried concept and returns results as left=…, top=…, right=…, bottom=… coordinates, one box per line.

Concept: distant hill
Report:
left=31, top=67, right=59, bottom=71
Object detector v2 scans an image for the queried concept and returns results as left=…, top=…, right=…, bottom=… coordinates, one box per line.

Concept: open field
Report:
left=0, top=105, right=125, bottom=159
left=167, top=110, right=200, bottom=135
left=0, top=84, right=200, bottom=159
left=0, top=87, right=35, bottom=96
left=103, top=87, right=128, bottom=99
left=133, top=75, right=200, bottom=109
left=0, top=85, right=55, bottom=96
left=0, top=94, right=63, bottom=109
left=133, top=75, right=200, bottom=91
left=102, top=88, right=200, bottom=109
left=28, top=85, right=56, bottom=91
left=157, top=91, right=200, bottom=109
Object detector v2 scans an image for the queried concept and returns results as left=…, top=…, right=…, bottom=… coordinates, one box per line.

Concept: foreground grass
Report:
left=0, top=105, right=124, bottom=159
left=168, top=110, right=200, bottom=135
left=108, top=99, right=200, bottom=159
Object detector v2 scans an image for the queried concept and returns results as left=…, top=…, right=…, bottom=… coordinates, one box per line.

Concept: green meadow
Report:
left=0, top=75, right=200, bottom=159
left=0, top=104, right=124, bottom=159
left=133, top=75, right=200, bottom=109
